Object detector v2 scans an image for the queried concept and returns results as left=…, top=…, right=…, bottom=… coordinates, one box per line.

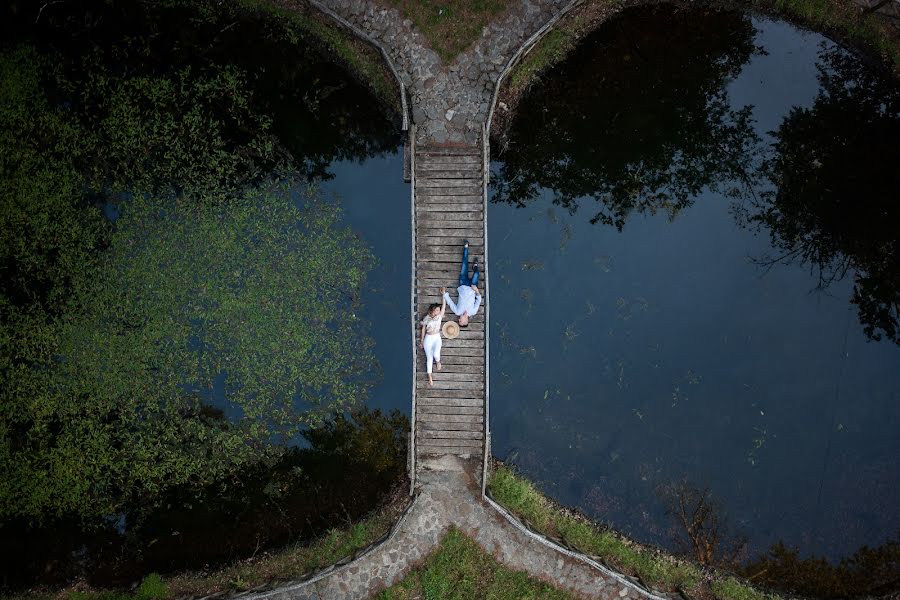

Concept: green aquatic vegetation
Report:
left=0, top=40, right=377, bottom=522
left=521, top=260, right=546, bottom=271
left=378, top=527, right=575, bottom=599
left=593, top=256, right=613, bottom=272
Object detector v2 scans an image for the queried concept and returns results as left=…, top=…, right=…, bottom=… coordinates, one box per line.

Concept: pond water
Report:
left=489, top=4, right=900, bottom=566
left=1, top=1, right=409, bottom=589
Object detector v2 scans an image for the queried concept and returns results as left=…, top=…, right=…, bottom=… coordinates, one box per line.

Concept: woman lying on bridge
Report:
left=420, top=292, right=447, bottom=387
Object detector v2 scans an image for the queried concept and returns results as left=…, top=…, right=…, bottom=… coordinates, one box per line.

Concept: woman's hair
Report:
left=425, top=303, right=441, bottom=317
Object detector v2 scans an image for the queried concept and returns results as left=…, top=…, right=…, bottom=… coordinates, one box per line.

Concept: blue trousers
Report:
left=459, top=246, right=479, bottom=287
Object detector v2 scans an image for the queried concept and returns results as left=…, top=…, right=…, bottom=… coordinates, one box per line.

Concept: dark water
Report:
left=1, top=0, right=410, bottom=590
left=490, top=4, right=900, bottom=568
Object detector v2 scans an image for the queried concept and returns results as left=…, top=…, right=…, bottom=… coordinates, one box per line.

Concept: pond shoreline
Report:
left=489, top=0, right=900, bottom=141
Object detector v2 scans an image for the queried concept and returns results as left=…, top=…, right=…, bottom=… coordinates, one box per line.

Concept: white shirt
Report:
left=421, top=312, right=443, bottom=335
left=444, top=286, right=482, bottom=317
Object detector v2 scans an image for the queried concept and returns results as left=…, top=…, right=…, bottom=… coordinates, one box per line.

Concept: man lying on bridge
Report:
left=443, top=240, right=482, bottom=327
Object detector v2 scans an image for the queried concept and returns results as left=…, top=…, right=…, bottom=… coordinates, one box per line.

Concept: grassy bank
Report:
left=384, top=0, right=513, bottom=61
left=488, top=465, right=777, bottom=600
left=496, top=0, right=899, bottom=132
left=377, top=527, right=576, bottom=599
left=14, top=498, right=408, bottom=600
left=240, top=0, right=401, bottom=114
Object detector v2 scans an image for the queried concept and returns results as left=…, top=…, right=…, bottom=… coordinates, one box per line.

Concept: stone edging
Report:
left=484, top=494, right=672, bottom=600
left=305, top=0, right=409, bottom=130
left=219, top=494, right=419, bottom=600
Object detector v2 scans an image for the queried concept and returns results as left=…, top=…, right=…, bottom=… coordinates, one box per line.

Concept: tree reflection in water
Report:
left=493, top=5, right=762, bottom=230
left=495, top=5, right=900, bottom=346
left=744, top=46, right=900, bottom=345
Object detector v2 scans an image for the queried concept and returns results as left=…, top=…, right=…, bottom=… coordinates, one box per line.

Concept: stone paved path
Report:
left=247, top=456, right=668, bottom=599
left=317, top=0, right=572, bottom=143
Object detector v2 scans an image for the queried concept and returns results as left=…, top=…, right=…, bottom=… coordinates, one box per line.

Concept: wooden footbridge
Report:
left=410, top=132, right=490, bottom=491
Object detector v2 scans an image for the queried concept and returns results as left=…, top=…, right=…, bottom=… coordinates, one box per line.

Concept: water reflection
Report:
left=743, top=46, right=900, bottom=345
left=490, top=2, right=900, bottom=577
left=493, top=6, right=761, bottom=229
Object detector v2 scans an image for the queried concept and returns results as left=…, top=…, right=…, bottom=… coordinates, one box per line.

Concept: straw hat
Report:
left=442, top=321, right=460, bottom=339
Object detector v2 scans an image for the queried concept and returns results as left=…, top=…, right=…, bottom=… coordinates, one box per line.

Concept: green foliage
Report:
left=135, top=574, right=167, bottom=600
left=378, top=527, right=575, bottom=599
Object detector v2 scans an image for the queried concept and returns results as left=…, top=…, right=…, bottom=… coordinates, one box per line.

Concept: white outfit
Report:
left=443, top=286, right=482, bottom=317
left=422, top=312, right=443, bottom=374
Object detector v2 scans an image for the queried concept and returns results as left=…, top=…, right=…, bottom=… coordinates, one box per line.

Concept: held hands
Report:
left=440, top=286, right=446, bottom=294
left=472, top=285, right=480, bottom=296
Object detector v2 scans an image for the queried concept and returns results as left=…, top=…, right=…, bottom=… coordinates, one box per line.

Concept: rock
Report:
left=499, top=101, right=509, bottom=112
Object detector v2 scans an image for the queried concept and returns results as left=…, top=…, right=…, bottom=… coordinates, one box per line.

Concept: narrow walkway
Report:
left=413, top=144, right=486, bottom=465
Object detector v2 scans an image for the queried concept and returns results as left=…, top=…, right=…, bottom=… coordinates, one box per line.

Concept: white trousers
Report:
left=424, top=333, right=442, bottom=374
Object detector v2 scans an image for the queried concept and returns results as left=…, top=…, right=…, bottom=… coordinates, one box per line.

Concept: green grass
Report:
left=384, top=0, right=512, bottom=62
left=508, top=27, right=577, bottom=92
left=489, top=465, right=780, bottom=600
left=377, top=527, right=576, bottom=599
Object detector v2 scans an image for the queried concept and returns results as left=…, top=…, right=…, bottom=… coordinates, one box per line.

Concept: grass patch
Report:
left=239, top=0, right=401, bottom=111
left=377, top=527, right=575, bottom=599
left=384, top=0, right=513, bottom=62
left=489, top=464, right=781, bottom=600
left=508, top=27, right=577, bottom=100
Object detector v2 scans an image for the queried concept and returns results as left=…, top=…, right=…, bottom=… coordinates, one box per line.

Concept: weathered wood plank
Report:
left=417, top=228, right=484, bottom=239
left=416, top=193, right=483, bottom=202
left=418, top=404, right=484, bottom=415
left=418, top=446, right=481, bottom=456
left=416, top=395, right=483, bottom=406
left=416, top=155, right=481, bottom=164
left=415, top=186, right=482, bottom=196
left=416, top=177, right=481, bottom=187
left=414, top=170, right=480, bottom=179
left=418, top=413, right=484, bottom=424
left=416, top=372, right=478, bottom=381
left=417, top=147, right=481, bottom=156
left=418, top=386, right=484, bottom=397
left=416, top=202, right=482, bottom=214
left=418, top=431, right=483, bottom=441
left=416, top=380, right=483, bottom=391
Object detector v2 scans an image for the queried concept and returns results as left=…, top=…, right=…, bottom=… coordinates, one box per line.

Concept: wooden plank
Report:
left=418, top=446, right=482, bottom=456
left=417, top=372, right=478, bottom=381
left=418, top=228, right=484, bottom=238
left=414, top=170, right=479, bottom=179
left=418, top=413, right=484, bottom=424
left=417, top=147, right=481, bottom=156
left=416, top=395, right=483, bottom=406
left=415, top=186, right=482, bottom=196
left=416, top=193, right=483, bottom=202
left=418, top=387, right=484, bottom=398
left=416, top=155, right=481, bottom=164
left=419, top=428, right=483, bottom=439
left=417, top=178, right=481, bottom=188
left=418, top=405, right=484, bottom=415
left=418, top=215, right=484, bottom=224
left=417, top=380, right=483, bottom=390
left=414, top=203, right=484, bottom=212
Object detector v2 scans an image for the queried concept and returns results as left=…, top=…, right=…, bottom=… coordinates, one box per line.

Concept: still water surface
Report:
left=489, top=5, right=900, bottom=562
